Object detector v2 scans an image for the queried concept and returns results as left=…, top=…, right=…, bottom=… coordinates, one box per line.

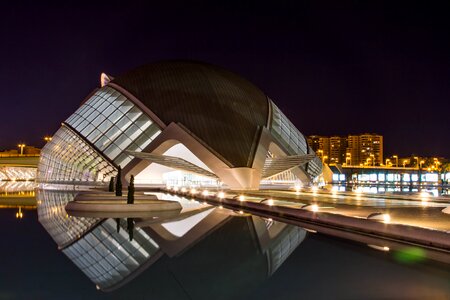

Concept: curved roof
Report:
left=112, top=61, right=269, bottom=167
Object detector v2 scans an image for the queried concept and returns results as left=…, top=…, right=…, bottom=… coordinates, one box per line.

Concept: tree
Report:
left=115, top=166, right=122, bottom=196
left=127, top=175, right=135, bottom=204
left=109, top=177, right=115, bottom=192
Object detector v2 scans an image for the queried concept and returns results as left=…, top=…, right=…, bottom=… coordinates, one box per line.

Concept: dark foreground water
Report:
left=1, top=194, right=449, bottom=299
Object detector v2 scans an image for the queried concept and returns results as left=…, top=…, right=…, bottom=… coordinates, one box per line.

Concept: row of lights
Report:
left=166, top=186, right=395, bottom=224
left=166, top=186, right=227, bottom=200
left=166, top=185, right=324, bottom=213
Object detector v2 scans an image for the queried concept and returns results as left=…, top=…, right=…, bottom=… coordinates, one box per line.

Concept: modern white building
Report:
left=37, top=61, right=322, bottom=190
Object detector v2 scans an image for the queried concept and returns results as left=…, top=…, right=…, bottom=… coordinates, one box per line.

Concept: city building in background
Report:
left=330, top=136, right=347, bottom=165
left=308, top=133, right=383, bottom=166
left=37, top=61, right=323, bottom=190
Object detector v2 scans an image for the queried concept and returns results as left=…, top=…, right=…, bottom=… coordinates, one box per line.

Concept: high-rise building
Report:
left=329, top=136, right=346, bottom=164
left=308, top=133, right=383, bottom=166
left=346, top=135, right=360, bottom=166
left=359, top=134, right=383, bottom=166
left=307, top=136, right=330, bottom=163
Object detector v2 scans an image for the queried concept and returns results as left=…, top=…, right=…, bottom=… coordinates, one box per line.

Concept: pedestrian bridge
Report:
left=0, top=155, right=39, bottom=180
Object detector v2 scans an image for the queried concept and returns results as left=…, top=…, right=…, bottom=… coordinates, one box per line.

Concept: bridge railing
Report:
left=0, top=154, right=40, bottom=158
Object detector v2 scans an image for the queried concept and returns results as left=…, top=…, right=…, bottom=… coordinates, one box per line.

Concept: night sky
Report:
left=1, top=1, right=449, bottom=157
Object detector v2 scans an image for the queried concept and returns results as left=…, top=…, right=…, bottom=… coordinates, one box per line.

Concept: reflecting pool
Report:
left=0, top=188, right=449, bottom=299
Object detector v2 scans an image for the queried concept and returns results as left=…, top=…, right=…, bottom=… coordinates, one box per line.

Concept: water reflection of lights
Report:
left=16, top=207, right=24, bottom=219
left=0, top=181, right=36, bottom=196
left=368, top=244, right=390, bottom=252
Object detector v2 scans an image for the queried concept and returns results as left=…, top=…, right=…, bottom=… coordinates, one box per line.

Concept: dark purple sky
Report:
left=1, top=1, right=449, bottom=157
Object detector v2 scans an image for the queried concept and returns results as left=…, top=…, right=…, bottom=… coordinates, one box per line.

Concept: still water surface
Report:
left=0, top=185, right=449, bottom=299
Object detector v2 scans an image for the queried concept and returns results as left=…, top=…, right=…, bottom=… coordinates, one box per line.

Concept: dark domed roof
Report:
left=112, top=61, right=269, bottom=167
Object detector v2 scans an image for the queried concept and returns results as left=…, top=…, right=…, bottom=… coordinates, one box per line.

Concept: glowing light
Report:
left=190, top=188, right=197, bottom=195
left=238, top=210, right=244, bottom=214
left=311, top=204, right=319, bottom=212
left=383, top=246, right=390, bottom=251
left=267, top=199, right=274, bottom=206
left=239, top=195, right=245, bottom=201
left=420, top=191, right=429, bottom=199
left=202, top=190, right=209, bottom=197
left=218, top=205, right=223, bottom=209
left=217, top=191, right=225, bottom=199
left=268, top=218, right=273, bottom=221
left=181, top=187, right=187, bottom=193
left=173, top=186, right=179, bottom=192
left=383, top=214, right=391, bottom=223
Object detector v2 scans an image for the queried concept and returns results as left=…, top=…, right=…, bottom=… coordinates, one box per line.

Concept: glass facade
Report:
left=269, top=101, right=322, bottom=178
left=65, top=86, right=161, bottom=167
left=266, top=225, right=306, bottom=275
left=37, top=189, right=100, bottom=248
left=63, top=218, right=160, bottom=289
left=38, top=126, right=117, bottom=184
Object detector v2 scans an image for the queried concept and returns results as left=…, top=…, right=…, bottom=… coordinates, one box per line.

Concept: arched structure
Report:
left=37, top=61, right=322, bottom=190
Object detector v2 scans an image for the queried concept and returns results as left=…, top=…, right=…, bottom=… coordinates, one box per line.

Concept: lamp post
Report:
left=414, top=156, right=419, bottom=169
left=402, top=159, right=408, bottom=168
left=420, top=160, right=425, bottom=169
left=385, top=158, right=391, bottom=167
left=434, top=158, right=440, bottom=170
left=393, top=155, right=398, bottom=167
left=345, top=152, right=351, bottom=166
left=317, top=149, right=323, bottom=159
left=17, top=144, right=26, bottom=155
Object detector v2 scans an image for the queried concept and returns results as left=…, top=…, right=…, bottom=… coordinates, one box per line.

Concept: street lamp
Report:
left=393, top=155, right=398, bottom=167
left=44, top=136, right=52, bottom=142
left=419, top=160, right=425, bottom=169
left=370, top=154, right=375, bottom=166
left=433, top=158, right=441, bottom=170
left=402, top=159, right=409, bottom=168
left=385, top=158, right=391, bottom=167
left=323, top=155, right=328, bottom=164
left=317, top=149, right=323, bottom=159
left=345, top=152, right=351, bottom=166
left=414, top=157, right=419, bottom=169
left=17, top=144, right=26, bottom=155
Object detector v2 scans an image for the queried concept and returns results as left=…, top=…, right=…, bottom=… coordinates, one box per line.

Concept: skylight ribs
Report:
left=262, top=154, right=316, bottom=179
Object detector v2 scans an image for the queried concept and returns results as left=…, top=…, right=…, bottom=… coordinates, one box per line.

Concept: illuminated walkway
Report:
left=229, top=190, right=450, bottom=231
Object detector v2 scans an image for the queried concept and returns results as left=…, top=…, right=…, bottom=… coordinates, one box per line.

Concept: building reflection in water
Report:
left=37, top=188, right=307, bottom=297
left=0, top=181, right=37, bottom=219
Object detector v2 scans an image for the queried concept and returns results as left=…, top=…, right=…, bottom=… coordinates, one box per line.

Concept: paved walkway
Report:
left=227, top=190, right=450, bottom=232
